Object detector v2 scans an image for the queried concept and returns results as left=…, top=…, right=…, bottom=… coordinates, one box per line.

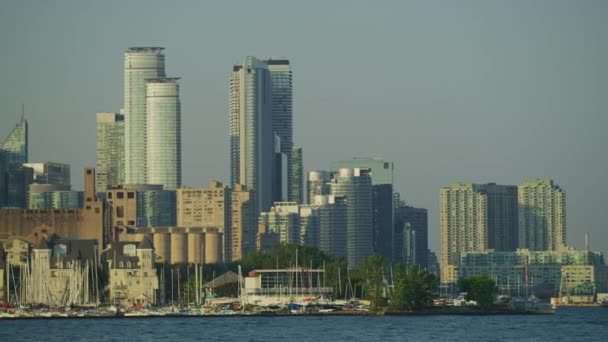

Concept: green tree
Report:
left=352, top=255, right=389, bottom=308
left=391, top=263, right=438, bottom=311
left=457, top=275, right=497, bottom=309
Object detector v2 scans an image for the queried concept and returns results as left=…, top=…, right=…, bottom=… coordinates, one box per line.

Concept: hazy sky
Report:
left=1, top=0, right=606, bottom=255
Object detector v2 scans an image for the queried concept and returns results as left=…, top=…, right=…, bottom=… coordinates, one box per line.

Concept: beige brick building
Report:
left=105, top=239, right=158, bottom=307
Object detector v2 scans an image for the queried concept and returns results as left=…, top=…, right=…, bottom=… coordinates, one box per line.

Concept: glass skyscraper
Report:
left=1, top=117, right=29, bottom=207
left=291, top=146, right=303, bottom=203
left=266, top=59, right=294, bottom=202
left=123, top=47, right=165, bottom=185
left=230, top=56, right=274, bottom=215
left=146, top=78, right=181, bottom=190
left=331, top=158, right=394, bottom=261
left=330, top=168, right=373, bottom=269
left=96, top=112, right=124, bottom=191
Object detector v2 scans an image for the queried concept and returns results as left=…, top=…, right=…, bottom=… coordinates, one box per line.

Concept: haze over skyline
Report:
left=1, top=0, right=606, bottom=255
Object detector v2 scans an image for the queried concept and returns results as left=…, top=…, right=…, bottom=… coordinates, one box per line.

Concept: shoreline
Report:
left=0, top=308, right=554, bottom=320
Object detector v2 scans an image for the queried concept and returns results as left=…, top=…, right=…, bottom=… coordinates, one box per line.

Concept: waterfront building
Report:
left=96, top=112, right=125, bottom=191
left=452, top=249, right=608, bottom=295
left=439, top=182, right=518, bottom=283
left=243, top=268, right=332, bottom=306
left=24, top=236, right=99, bottom=307
left=440, top=183, right=487, bottom=283
left=1, top=117, right=29, bottom=207
left=146, top=78, right=181, bottom=190
left=394, top=202, right=428, bottom=269
left=330, top=168, right=373, bottom=269
left=123, top=47, right=165, bottom=185
left=313, top=195, right=347, bottom=258
left=266, top=58, right=294, bottom=203
left=28, top=184, right=83, bottom=209
left=104, top=239, right=159, bottom=307
left=331, top=158, right=394, bottom=261
left=291, top=146, right=303, bottom=203
left=229, top=56, right=274, bottom=215
left=518, top=179, right=566, bottom=251
left=231, top=184, right=256, bottom=261
left=105, top=184, right=176, bottom=228
left=307, top=170, right=330, bottom=205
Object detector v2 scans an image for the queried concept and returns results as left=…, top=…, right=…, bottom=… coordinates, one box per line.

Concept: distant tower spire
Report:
left=21, top=103, right=24, bottom=121
left=585, top=232, right=590, bottom=251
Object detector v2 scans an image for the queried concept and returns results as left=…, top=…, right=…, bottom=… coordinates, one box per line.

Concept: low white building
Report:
left=243, top=268, right=332, bottom=306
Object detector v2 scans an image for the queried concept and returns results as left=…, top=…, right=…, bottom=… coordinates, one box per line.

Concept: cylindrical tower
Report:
left=124, top=47, right=165, bottom=185
left=146, top=77, right=181, bottom=190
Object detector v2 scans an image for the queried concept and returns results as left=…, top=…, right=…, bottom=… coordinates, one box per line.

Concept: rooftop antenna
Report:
left=585, top=232, right=589, bottom=252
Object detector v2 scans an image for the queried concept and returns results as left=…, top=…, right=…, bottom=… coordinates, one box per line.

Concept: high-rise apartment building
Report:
left=230, top=56, right=274, bottom=215
left=176, top=181, right=230, bottom=260
left=439, top=182, right=518, bottom=282
left=482, top=183, right=518, bottom=251
left=291, top=146, right=303, bottom=203
left=313, top=195, right=347, bottom=258
left=146, top=78, right=181, bottom=190
left=307, top=170, right=330, bottom=204
left=330, top=168, right=373, bottom=269
left=231, top=184, right=256, bottom=261
left=394, top=202, right=428, bottom=269
left=258, top=201, right=320, bottom=248
left=96, top=112, right=124, bottom=191
left=518, top=179, right=566, bottom=251
left=0, top=118, right=28, bottom=171
left=123, top=47, right=165, bottom=185
left=331, top=158, right=394, bottom=261
left=439, top=183, right=488, bottom=282
left=266, top=59, right=293, bottom=202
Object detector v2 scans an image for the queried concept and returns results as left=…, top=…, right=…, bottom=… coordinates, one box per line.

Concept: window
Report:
left=128, top=192, right=134, bottom=199
left=108, top=192, right=113, bottom=199
left=119, top=261, right=124, bottom=268
left=117, top=206, right=124, bottom=218
left=117, top=192, right=124, bottom=199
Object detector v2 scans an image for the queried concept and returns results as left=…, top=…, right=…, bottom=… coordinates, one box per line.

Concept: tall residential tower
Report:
left=123, top=47, right=165, bottom=185
left=96, top=112, right=124, bottom=191
left=229, top=56, right=274, bottom=214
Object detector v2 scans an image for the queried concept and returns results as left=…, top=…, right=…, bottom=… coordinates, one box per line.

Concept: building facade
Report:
left=176, top=182, right=231, bottom=261
left=518, top=179, right=566, bottom=251
left=291, top=146, right=303, bottom=204
left=313, top=194, right=347, bottom=258
left=230, top=56, right=274, bottom=215
left=146, top=78, right=181, bottom=190
left=439, top=183, right=488, bottom=283
left=266, top=59, right=293, bottom=203
left=331, top=158, right=394, bottom=261
left=330, top=168, right=373, bottom=269
left=105, top=184, right=176, bottom=229
left=230, top=184, right=256, bottom=261
left=104, top=240, right=159, bottom=307
left=307, top=170, right=330, bottom=205
left=23, top=162, right=71, bottom=186
left=123, top=47, right=166, bottom=185
left=28, top=184, right=83, bottom=209
left=96, top=112, right=125, bottom=191
left=1, top=117, right=29, bottom=207
left=394, top=202, right=428, bottom=269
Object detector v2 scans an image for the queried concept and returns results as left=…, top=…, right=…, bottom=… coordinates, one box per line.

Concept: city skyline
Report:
left=1, top=1, right=606, bottom=256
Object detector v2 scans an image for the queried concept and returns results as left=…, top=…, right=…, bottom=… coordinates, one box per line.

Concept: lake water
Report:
left=1, top=308, right=607, bottom=341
